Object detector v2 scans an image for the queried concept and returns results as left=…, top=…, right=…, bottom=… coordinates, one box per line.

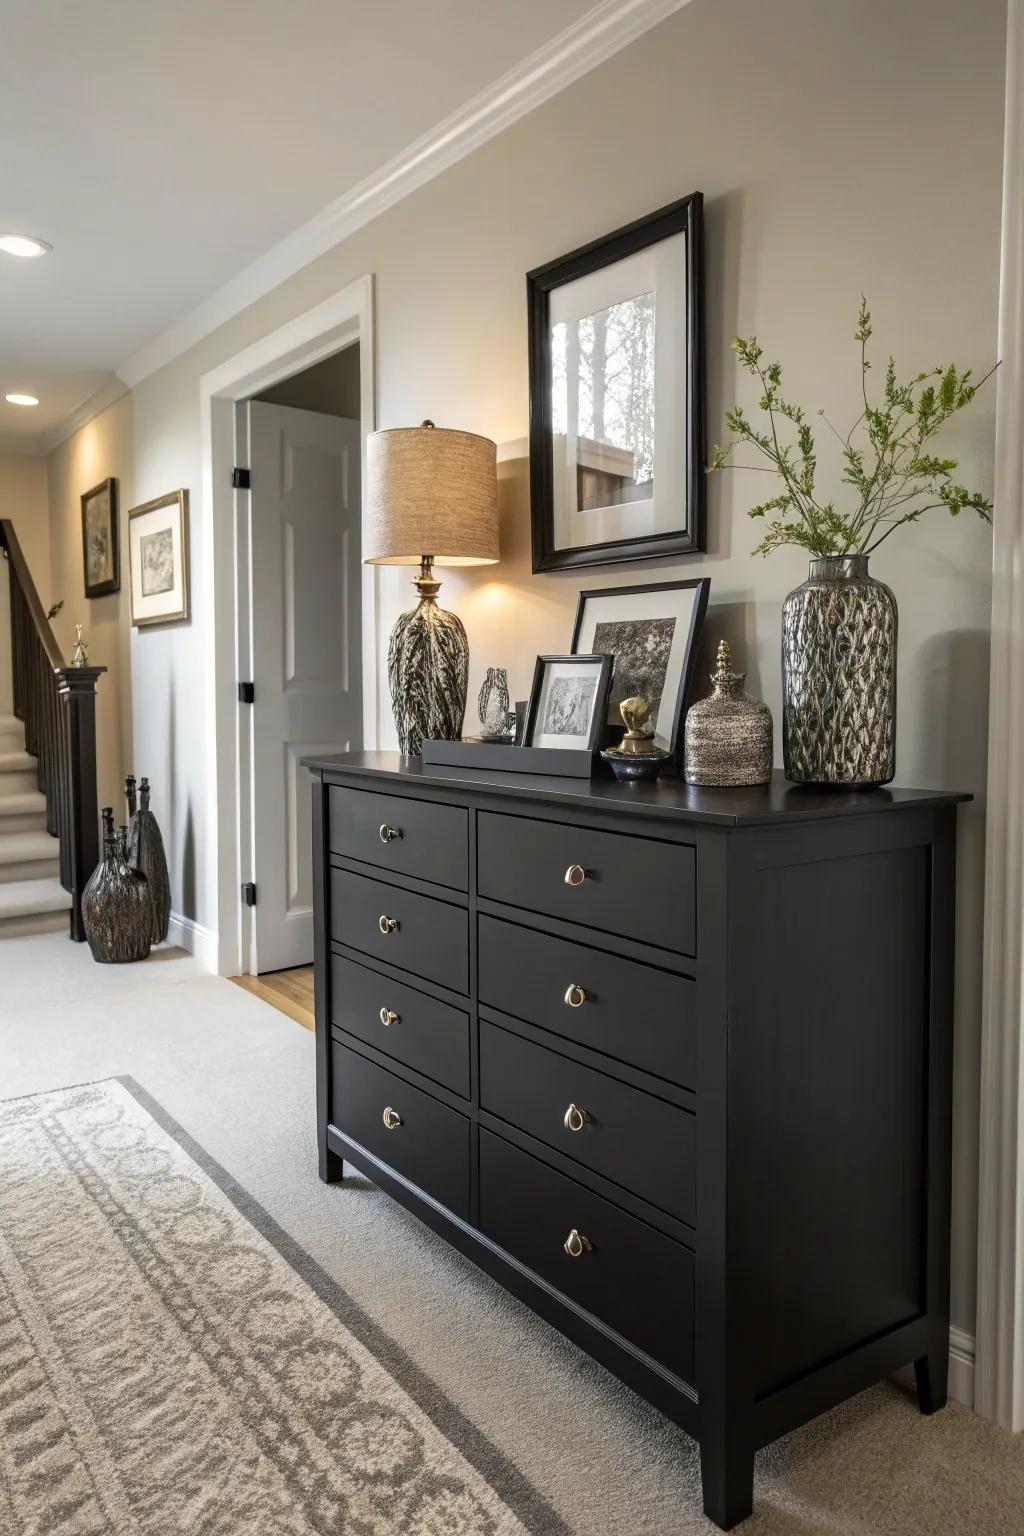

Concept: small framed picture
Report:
left=81, top=478, right=120, bottom=598
left=128, top=490, right=190, bottom=627
left=571, top=577, right=709, bottom=771
left=523, top=654, right=613, bottom=753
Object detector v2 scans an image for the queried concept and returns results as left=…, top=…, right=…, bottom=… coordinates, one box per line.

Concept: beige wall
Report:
left=0, top=452, right=51, bottom=608
left=117, top=0, right=1005, bottom=1336
left=45, top=394, right=134, bottom=816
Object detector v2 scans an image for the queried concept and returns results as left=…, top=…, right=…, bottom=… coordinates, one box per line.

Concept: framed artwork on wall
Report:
left=527, top=192, right=706, bottom=573
left=81, top=478, right=120, bottom=598
left=128, top=490, right=190, bottom=627
left=523, top=653, right=613, bottom=753
left=571, top=577, right=710, bottom=771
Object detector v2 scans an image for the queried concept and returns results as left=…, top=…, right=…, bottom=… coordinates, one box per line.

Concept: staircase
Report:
left=0, top=520, right=103, bottom=940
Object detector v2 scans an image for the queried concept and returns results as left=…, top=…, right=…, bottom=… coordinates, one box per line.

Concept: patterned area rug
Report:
left=0, top=1078, right=565, bottom=1535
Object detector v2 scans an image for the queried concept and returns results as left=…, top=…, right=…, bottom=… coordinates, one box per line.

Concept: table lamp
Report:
left=365, top=420, right=499, bottom=755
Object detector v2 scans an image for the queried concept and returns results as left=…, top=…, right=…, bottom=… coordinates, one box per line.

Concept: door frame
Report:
left=199, top=276, right=377, bottom=977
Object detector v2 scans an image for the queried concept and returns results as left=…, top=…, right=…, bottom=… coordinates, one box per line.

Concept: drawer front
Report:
left=330, top=954, right=470, bottom=1098
left=479, top=1021, right=695, bottom=1226
left=331, top=1044, right=470, bottom=1218
left=329, top=786, right=468, bottom=890
left=477, top=812, right=695, bottom=955
left=330, top=867, right=469, bottom=993
left=479, top=915, right=695, bottom=1089
left=480, top=1129, right=694, bottom=1382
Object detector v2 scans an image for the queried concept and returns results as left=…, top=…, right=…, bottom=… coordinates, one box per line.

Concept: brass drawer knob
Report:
left=563, top=983, right=588, bottom=1009
left=564, top=863, right=588, bottom=887
left=378, top=914, right=398, bottom=934
left=564, top=1228, right=593, bottom=1259
left=379, top=1007, right=399, bottom=1026
left=379, top=823, right=401, bottom=844
left=382, top=1106, right=402, bottom=1130
left=563, top=1102, right=590, bottom=1133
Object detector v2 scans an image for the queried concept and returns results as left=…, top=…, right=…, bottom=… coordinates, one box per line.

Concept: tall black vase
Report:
left=81, top=809, right=153, bottom=964
left=127, top=776, right=171, bottom=944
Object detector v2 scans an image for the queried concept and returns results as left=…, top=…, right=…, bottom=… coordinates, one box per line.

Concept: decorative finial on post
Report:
left=72, top=624, right=89, bottom=667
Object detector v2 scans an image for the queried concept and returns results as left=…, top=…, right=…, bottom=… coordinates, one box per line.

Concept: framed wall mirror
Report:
left=527, top=193, right=705, bottom=573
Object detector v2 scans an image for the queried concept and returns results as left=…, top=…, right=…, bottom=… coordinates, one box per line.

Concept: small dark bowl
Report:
left=601, top=748, right=670, bottom=784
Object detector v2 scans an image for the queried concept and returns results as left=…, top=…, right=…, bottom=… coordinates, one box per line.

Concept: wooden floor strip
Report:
left=230, top=966, right=315, bottom=1032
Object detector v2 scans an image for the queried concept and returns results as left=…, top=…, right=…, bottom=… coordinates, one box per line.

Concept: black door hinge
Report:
left=232, top=467, right=251, bottom=490
left=238, top=681, right=255, bottom=704
left=241, top=882, right=257, bottom=907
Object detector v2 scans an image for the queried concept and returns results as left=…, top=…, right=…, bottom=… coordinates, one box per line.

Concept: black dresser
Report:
left=306, top=751, right=967, bottom=1530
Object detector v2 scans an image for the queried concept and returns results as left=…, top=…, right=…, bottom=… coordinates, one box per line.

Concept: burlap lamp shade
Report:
left=364, top=420, right=499, bottom=755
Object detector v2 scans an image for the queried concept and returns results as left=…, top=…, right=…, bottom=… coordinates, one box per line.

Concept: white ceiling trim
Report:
left=38, top=376, right=128, bottom=456
left=117, top=0, right=692, bottom=391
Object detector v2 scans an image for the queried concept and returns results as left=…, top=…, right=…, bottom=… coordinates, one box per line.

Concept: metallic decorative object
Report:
left=382, top=1107, right=402, bottom=1130
left=684, top=641, right=773, bottom=787
left=364, top=420, right=499, bottom=756
left=563, top=1229, right=592, bottom=1258
left=72, top=624, right=89, bottom=667
left=81, top=808, right=153, bottom=964
left=477, top=666, right=514, bottom=740
left=782, top=555, right=896, bottom=787
left=601, top=695, right=671, bottom=783
left=563, top=1103, right=590, bottom=1132
left=563, top=984, right=587, bottom=1008
left=127, top=776, right=171, bottom=943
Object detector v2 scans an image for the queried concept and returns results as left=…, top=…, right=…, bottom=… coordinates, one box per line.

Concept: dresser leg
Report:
left=700, top=1434, right=754, bottom=1530
left=319, top=1146, right=344, bottom=1183
left=914, top=1342, right=948, bottom=1415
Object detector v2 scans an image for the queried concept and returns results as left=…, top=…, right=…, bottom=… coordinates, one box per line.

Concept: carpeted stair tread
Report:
left=0, top=750, right=36, bottom=774
left=0, top=877, right=71, bottom=917
left=0, top=789, right=47, bottom=816
left=0, top=830, right=58, bottom=867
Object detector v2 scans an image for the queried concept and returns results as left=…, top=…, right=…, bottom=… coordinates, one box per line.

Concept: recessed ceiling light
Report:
left=5, top=393, right=39, bottom=407
left=0, top=235, right=51, bottom=259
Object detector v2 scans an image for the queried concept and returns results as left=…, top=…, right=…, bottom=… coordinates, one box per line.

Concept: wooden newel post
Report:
left=56, top=665, right=106, bottom=942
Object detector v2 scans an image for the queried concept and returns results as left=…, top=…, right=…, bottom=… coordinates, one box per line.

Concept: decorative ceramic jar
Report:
left=127, top=776, right=171, bottom=943
left=601, top=696, right=671, bottom=783
left=782, top=554, right=896, bottom=787
left=684, top=641, right=773, bottom=787
left=81, top=808, right=153, bottom=963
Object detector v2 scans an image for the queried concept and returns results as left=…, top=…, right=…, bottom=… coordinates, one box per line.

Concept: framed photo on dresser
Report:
left=571, top=577, right=709, bottom=770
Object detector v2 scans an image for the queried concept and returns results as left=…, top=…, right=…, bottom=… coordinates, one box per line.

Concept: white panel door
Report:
left=248, top=400, right=361, bottom=972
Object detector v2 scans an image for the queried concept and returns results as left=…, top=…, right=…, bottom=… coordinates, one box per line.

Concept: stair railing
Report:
left=0, top=519, right=105, bottom=940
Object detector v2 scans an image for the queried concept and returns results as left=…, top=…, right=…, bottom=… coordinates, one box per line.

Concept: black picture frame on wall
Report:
left=527, top=192, right=706, bottom=574
left=81, top=478, right=120, bottom=599
left=571, top=577, right=710, bottom=774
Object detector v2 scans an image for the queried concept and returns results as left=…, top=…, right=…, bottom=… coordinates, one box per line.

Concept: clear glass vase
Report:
left=477, top=667, right=513, bottom=741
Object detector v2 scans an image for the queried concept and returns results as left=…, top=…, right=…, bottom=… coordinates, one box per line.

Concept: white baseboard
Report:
left=948, top=1325, right=976, bottom=1408
left=166, top=911, right=219, bottom=973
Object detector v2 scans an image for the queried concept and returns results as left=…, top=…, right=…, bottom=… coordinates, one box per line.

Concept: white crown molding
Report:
left=117, top=0, right=693, bottom=390
left=38, top=377, right=129, bottom=456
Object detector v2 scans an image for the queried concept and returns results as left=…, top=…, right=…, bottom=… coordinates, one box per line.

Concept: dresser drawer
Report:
left=480, top=1129, right=694, bottom=1382
left=331, top=1044, right=470, bottom=1218
left=329, top=786, right=468, bottom=890
left=330, top=867, right=469, bottom=993
left=477, top=812, right=695, bottom=955
left=330, top=954, right=470, bottom=1098
left=479, top=1021, right=695, bottom=1226
left=479, top=915, right=695, bottom=1090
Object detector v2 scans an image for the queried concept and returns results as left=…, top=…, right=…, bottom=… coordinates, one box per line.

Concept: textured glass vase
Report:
left=127, top=776, right=171, bottom=944
left=782, top=554, right=897, bottom=788
left=477, top=667, right=513, bottom=740
left=81, top=809, right=154, bottom=964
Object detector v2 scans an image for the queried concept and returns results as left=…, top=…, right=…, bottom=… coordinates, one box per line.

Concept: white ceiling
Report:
left=0, top=0, right=616, bottom=446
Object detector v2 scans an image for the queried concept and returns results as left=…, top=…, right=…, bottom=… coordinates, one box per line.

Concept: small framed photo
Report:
left=81, top=478, right=120, bottom=598
left=571, top=577, right=710, bottom=771
left=524, top=653, right=613, bottom=753
left=128, top=490, right=190, bottom=627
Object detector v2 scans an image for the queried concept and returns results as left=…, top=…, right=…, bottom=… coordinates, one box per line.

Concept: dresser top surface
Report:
left=305, top=752, right=970, bottom=827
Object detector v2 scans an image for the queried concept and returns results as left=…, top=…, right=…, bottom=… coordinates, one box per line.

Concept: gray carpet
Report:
left=1, top=935, right=1021, bottom=1534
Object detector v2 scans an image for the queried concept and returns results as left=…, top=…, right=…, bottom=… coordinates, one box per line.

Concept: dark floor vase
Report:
left=127, top=776, right=171, bottom=943
left=782, top=554, right=897, bottom=787
left=81, top=808, right=153, bottom=964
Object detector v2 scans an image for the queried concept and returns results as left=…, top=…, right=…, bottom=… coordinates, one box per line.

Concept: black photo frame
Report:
left=570, top=577, right=710, bottom=773
left=523, top=653, right=614, bottom=755
left=527, top=192, right=706, bottom=573
left=81, top=477, right=120, bottom=599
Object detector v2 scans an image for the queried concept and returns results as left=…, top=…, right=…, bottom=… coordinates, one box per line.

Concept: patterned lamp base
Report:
left=387, top=558, right=468, bottom=756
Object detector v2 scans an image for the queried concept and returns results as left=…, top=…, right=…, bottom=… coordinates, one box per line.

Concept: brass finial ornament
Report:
left=601, top=695, right=671, bottom=782
left=72, top=624, right=89, bottom=667
left=684, top=638, right=773, bottom=786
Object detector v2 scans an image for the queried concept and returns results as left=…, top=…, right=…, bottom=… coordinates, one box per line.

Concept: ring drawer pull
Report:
left=564, top=1228, right=593, bottom=1259
left=378, top=914, right=398, bottom=934
left=563, top=983, right=588, bottom=1009
left=379, top=823, right=401, bottom=844
left=379, top=1007, right=399, bottom=1026
left=563, top=1102, right=590, bottom=1133
left=382, top=1106, right=402, bottom=1130
left=564, top=863, right=588, bottom=887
